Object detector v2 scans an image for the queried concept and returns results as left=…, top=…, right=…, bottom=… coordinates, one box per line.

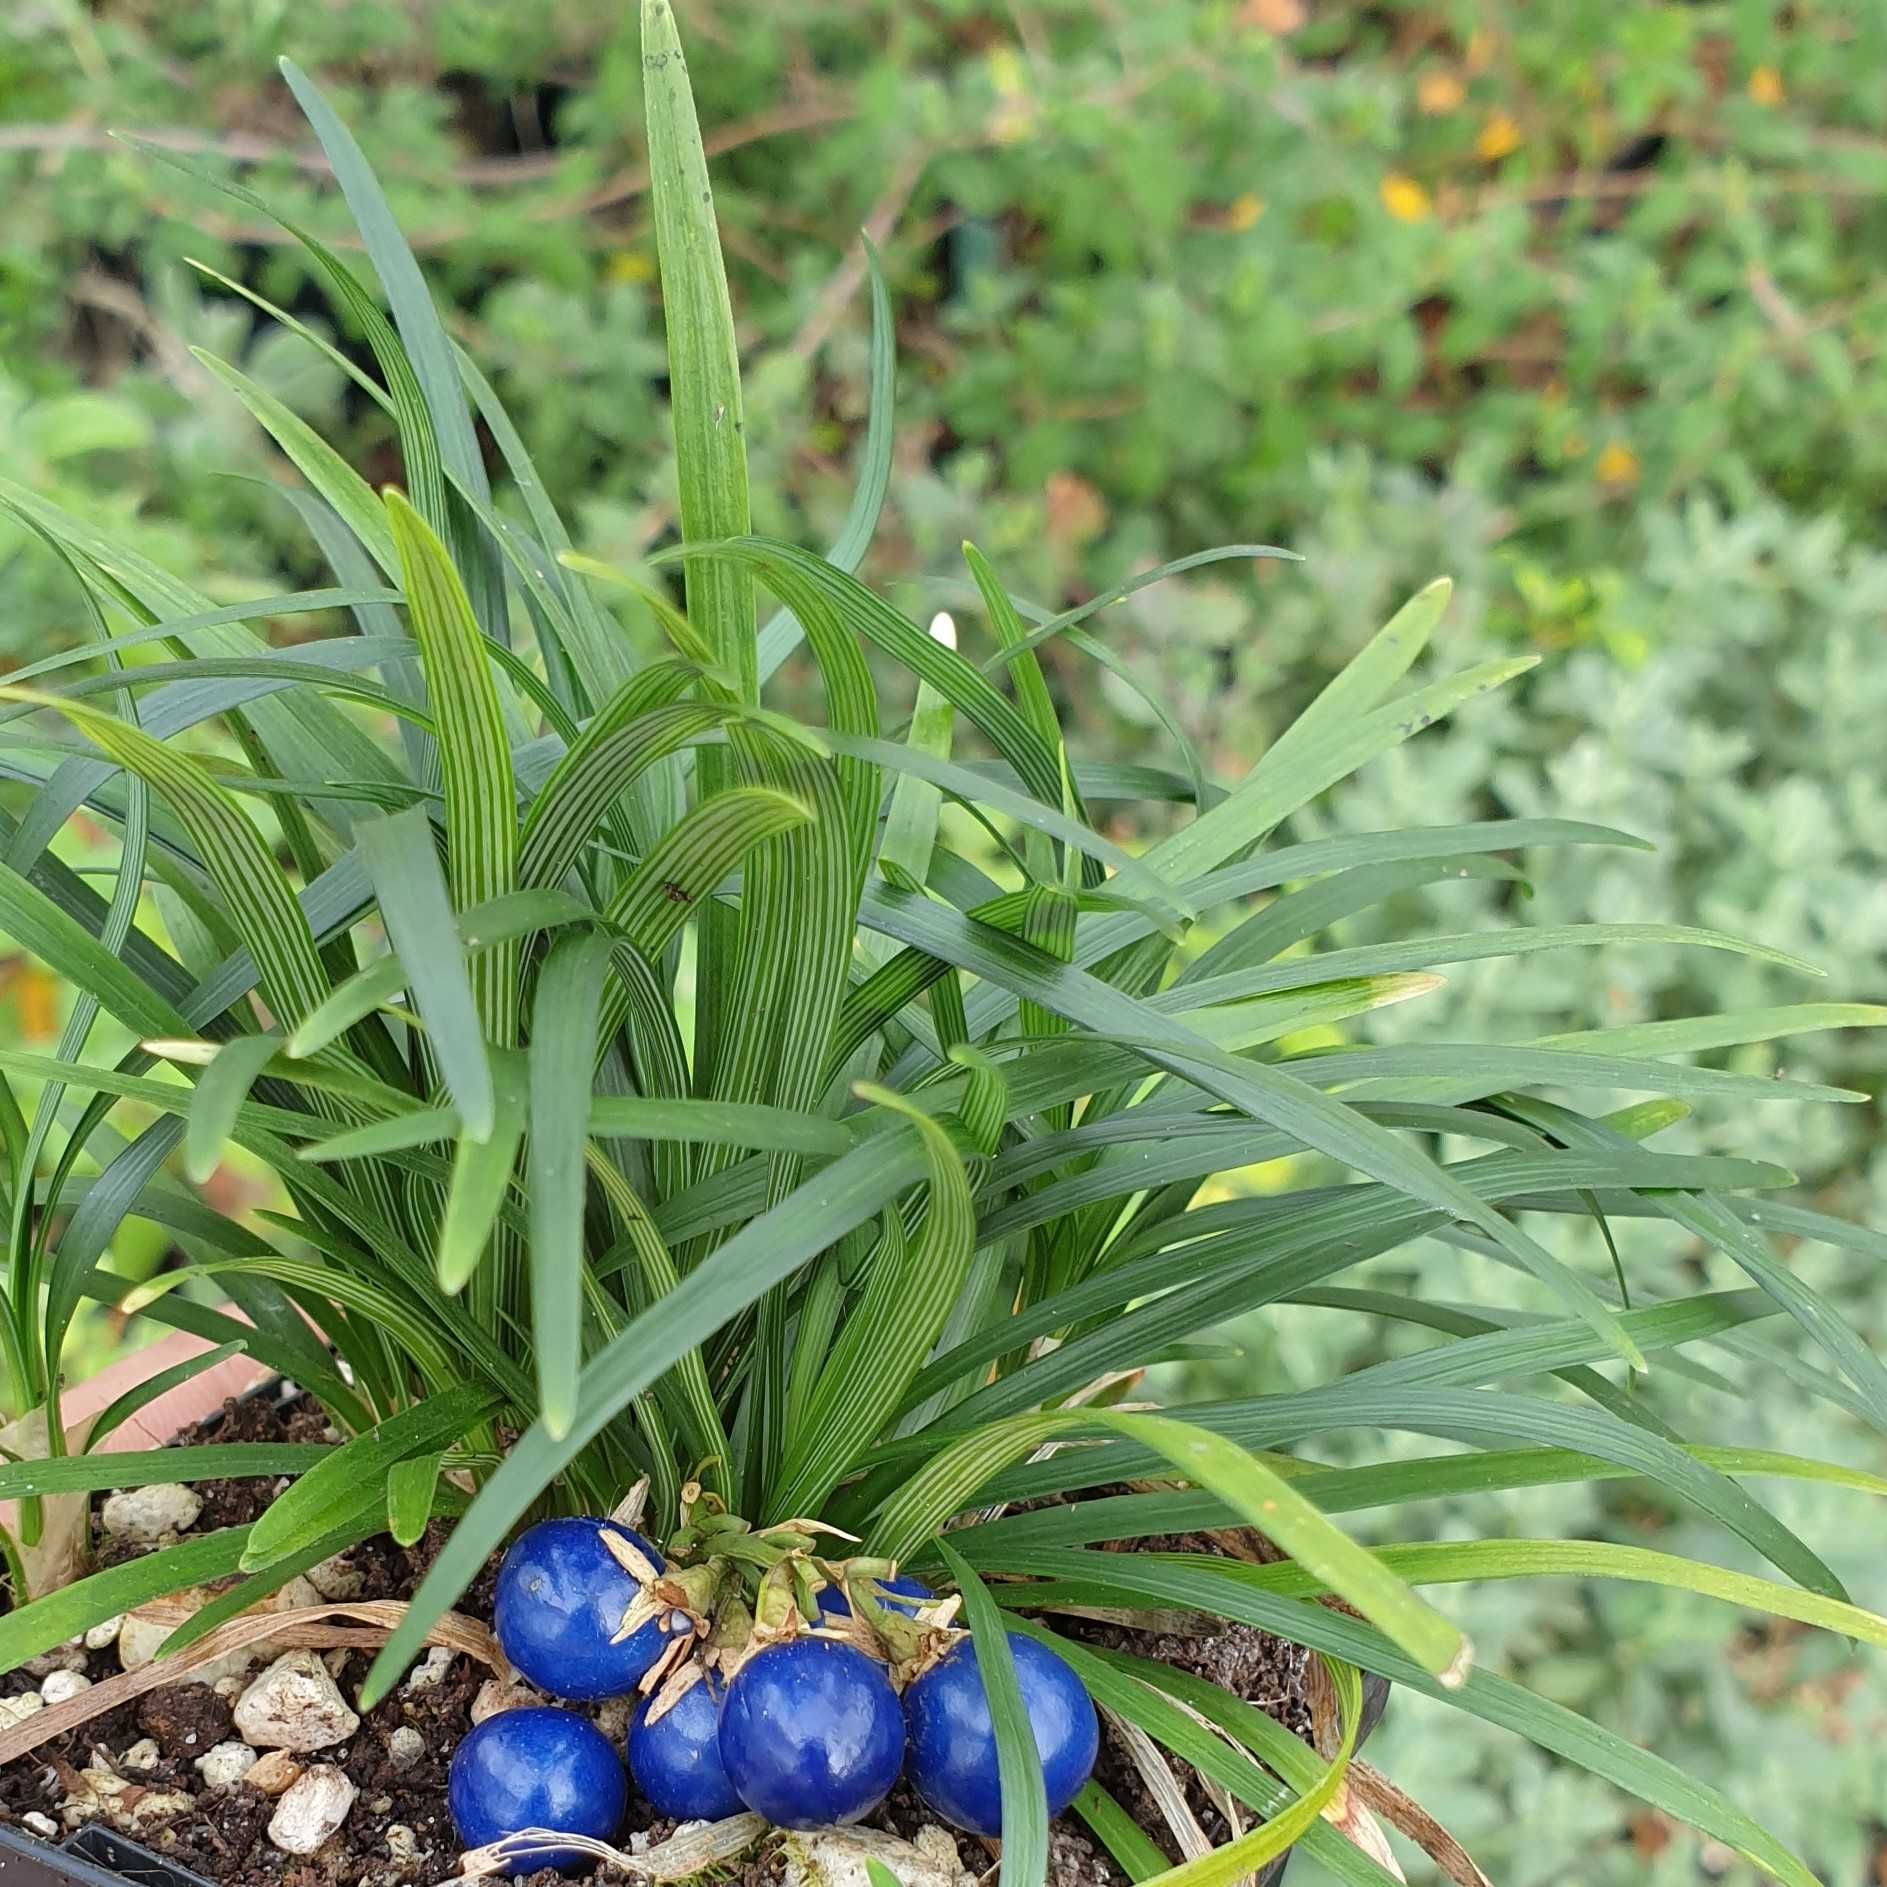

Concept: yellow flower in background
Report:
left=986, top=44, right=1036, bottom=144
left=1748, top=66, right=1785, bottom=106
left=1476, top=112, right=1523, bottom=161
left=5, top=959, right=59, bottom=1042
left=1418, top=70, right=1465, bottom=115
left=1380, top=173, right=1433, bottom=223
left=1596, top=440, right=1641, bottom=486
left=606, top=250, right=654, bottom=285
left=1224, top=192, right=1266, bottom=232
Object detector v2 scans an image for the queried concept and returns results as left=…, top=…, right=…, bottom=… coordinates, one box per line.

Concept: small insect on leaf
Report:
left=660, top=880, right=693, bottom=904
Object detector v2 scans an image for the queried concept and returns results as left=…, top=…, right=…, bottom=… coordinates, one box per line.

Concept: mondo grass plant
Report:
left=1, top=5, right=1886, bottom=1882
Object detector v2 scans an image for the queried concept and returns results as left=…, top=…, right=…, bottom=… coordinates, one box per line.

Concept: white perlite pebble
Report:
left=402, top=1645, right=455, bottom=1694
left=469, top=1675, right=544, bottom=1724
left=386, top=1725, right=424, bottom=1769
left=195, top=1741, right=259, bottom=1788
left=233, top=1650, right=360, bottom=1752
left=118, top=1575, right=325, bottom=1686
left=244, top=1750, right=305, bottom=1796
left=100, top=1482, right=202, bottom=1543
left=304, top=1552, right=363, bottom=1601
left=121, top=1739, right=161, bottom=1773
left=0, top=1693, right=45, bottom=1729
left=21, top=1811, right=59, bottom=1839
left=84, top=1615, right=124, bottom=1651
left=40, top=1669, right=92, bottom=1706
left=23, top=1644, right=86, bottom=1677
left=780, top=1825, right=966, bottom=1887
left=385, top=1824, right=419, bottom=1863
left=58, top=1766, right=191, bottom=1835
left=267, top=1763, right=356, bottom=1855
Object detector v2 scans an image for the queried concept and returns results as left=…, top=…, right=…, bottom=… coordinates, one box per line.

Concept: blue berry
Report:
left=447, top=1706, right=626, bottom=1872
left=813, top=1572, right=933, bottom=1621
left=628, top=1671, right=743, bottom=1822
left=718, top=1638, right=905, bottom=1828
left=904, top=1633, right=1098, bottom=1837
left=494, top=1517, right=683, bottom=1701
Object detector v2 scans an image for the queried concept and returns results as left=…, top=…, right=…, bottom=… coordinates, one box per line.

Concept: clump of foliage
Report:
left=0, top=5, right=1885, bottom=1881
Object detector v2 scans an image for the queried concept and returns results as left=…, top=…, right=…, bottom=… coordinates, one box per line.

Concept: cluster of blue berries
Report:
left=446, top=1510, right=1098, bottom=1870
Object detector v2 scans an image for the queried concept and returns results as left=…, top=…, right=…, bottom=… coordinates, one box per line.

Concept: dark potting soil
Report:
left=2, top=1405, right=1331, bottom=1887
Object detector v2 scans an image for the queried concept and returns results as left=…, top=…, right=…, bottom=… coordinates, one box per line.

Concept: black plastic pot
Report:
left=0, top=1825, right=214, bottom=1887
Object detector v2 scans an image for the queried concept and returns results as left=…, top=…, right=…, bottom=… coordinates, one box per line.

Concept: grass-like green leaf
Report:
left=529, top=931, right=618, bottom=1436
left=240, top=1385, right=496, bottom=1572
left=934, top=1541, right=1049, bottom=1887
left=641, top=0, right=753, bottom=699
left=184, top=1033, right=283, bottom=1183
left=359, top=804, right=495, bottom=1140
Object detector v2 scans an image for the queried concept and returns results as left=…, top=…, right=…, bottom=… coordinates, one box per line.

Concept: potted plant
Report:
left=1, top=5, right=1883, bottom=1882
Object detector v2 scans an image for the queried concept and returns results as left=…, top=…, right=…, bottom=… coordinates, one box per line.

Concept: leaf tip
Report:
left=1438, top=1633, right=1474, bottom=1690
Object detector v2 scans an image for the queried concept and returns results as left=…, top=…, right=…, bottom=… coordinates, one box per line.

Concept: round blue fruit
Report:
left=447, top=1706, right=626, bottom=1872
left=718, top=1638, right=905, bottom=1829
left=904, top=1633, right=1099, bottom=1837
left=813, top=1572, right=932, bottom=1621
left=494, top=1517, right=682, bottom=1701
left=628, top=1671, right=743, bottom=1823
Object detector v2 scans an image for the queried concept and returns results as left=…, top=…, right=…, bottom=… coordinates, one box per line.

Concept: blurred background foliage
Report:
left=4, top=0, right=1885, bottom=1877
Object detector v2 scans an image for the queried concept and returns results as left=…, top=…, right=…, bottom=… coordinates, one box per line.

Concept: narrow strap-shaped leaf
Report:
left=1266, top=577, right=1452, bottom=771
left=387, top=1451, right=444, bottom=1547
left=299, top=1104, right=463, bottom=1165
left=277, top=59, right=504, bottom=642
left=383, top=493, right=519, bottom=1051
left=193, top=349, right=398, bottom=577
left=0, top=1444, right=328, bottom=1503
left=240, top=1384, right=497, bottom=1572
left=757, top=238, right=896, bottom=684
left=1011, top=1626, right=1393, bottom=1887
left=1146, top=653, right=1535, bottom=885
left=4, top=589, right=401, bottom=690
left=588, top=1097, right=854, bottom=1158
left=604, top=785, right=812, bottom=962
left=185, top=1033, right=285, bottom=1184
left=681, top=538, right=1064, bottom=811
left=1071, top=1784, right=1169, bottom=1882
left=641, top=0, right=753, bottom=699
left=1161, top=1536, right=1887, bottom=1651
left=529, top=931, right=618, bottom=1437
left=1534, top=1000, right=1887, bottom=1056
left=44, top=1118, right=184, bottom=1430
left=0, top=1527, right=253, bottom=1672
left=1132, top=1658, right=1361, bottom=1885
left=359, top=804, right=495, bottom=1139
left=934, top=1543, right=1048, bottom=1887
left=437, top=1053, right=527, bottom=1295
left=83, top=1341, right=249, bottom=1454
left=950, top=1384, right=1843, bottom=1600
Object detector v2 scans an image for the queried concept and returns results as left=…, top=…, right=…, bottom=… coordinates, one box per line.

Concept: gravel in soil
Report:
left=2, top=1411, right=1341, bottom=1887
